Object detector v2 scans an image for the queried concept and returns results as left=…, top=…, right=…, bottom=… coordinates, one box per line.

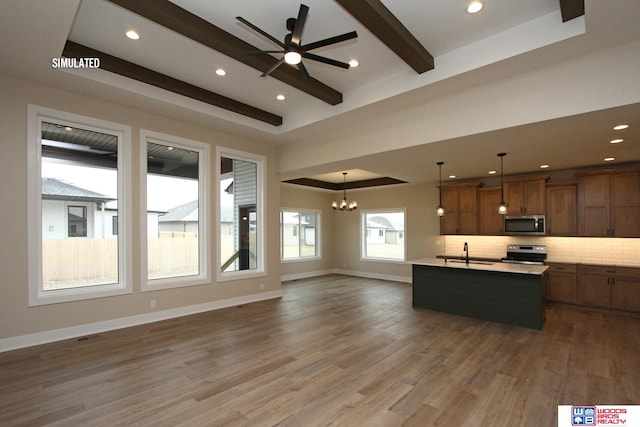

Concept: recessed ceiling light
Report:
left=349, top=59, right=359, bottom=68
left=613, top=124, right=629, bottom=130
left=488, top=170, right=496, bottom=175
left=126, top=30, right=140, bottom=40
left=64, top=126, right=73, bottom=132
left=276, top=94, right=285, bottom=101
left=467, top=1, right=483, bottom=14
left=604, top=157, right=615, bottom=162
left=540, top=164, right=550, bottom=169
left=167, top=146, right=174, bottom=151
left=448, top=175, right=456, bottom=179
left=215, top=68, right=226, bottom=76
left=610, top=138, right=624, bottom=144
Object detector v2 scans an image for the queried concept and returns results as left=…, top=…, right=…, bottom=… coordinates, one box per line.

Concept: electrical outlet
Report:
left=150, top=299, right=156, bottom=309
left=259, top=283, right=264, bottom=290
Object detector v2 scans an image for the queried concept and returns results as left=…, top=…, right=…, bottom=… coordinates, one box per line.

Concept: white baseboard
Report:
left=332, top=269, right=411, bottom=283
left=0, top=290, right=283, bottom=353
left=281, top=269, right=334, bottom=282
left=282, top=268, right=411, bottom=284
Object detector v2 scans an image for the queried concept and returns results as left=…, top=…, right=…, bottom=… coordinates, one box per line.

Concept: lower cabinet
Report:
left=545, top=263, right=640, bottom=313
left=576, top=265, right=640, bottom=312
left=545, top=263, right=577, bottom=304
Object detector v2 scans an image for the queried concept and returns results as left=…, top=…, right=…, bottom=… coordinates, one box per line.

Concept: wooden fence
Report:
left=43, top=236, right=199, bottom=289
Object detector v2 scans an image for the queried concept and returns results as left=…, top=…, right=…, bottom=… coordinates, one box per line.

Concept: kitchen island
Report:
left=409, top=258, right=548, bottom=330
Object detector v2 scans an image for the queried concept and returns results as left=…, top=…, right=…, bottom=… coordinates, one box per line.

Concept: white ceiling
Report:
left=0, top=0, right=639, bottom=186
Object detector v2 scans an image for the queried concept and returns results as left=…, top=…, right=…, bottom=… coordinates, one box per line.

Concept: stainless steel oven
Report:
left=501, top=244, right=547, bottom=265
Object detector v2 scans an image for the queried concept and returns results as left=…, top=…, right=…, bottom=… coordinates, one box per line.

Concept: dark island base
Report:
left=412, top=264, right=544, bottom=330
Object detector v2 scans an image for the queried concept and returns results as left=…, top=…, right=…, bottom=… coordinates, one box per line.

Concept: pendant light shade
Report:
left=497, top=152, right=507, bottom=215
left=332, top=172, right=357, bottom=211
left=436, top=161, right=445, bottom=216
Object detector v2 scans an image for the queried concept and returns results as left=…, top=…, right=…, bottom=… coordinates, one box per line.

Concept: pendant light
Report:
left=332, top=172, right=357, bottom=211
left=497, top=152, right=507, bottom=215
left=436, top=161, right=445, bottom=216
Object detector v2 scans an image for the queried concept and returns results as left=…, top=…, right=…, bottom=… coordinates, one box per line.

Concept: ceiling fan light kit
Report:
left=237, top=3, right=357, bottom=80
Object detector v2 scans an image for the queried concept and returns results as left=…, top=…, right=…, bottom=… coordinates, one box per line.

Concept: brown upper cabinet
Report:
left=478, top=187, right=503, bottom=235
left=576, top=169, right=640, bottom=237
left=545, top=182, right=577, bottom=236
left=439, top=183, right=480, bottom=235
left=504, top=176, right=548, bottom=215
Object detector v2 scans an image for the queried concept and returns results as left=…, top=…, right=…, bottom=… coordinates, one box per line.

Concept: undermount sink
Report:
left=447, top=259, right=494, bottom=265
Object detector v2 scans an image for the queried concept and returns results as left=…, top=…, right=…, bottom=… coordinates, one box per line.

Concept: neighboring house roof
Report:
left=367, top=216, right=404, bottom=232
left=41, top=177, right=114, bottom=203
left=159, top=200, right=199, bottom=222
left=158, top=200, right=235, bottom=223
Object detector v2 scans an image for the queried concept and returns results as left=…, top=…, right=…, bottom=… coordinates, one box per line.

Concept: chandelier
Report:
left=332, top=172, right=357, bottom=211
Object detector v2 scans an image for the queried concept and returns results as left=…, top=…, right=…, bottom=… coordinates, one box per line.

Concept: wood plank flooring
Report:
left=1, top=274, right=639, bottom=426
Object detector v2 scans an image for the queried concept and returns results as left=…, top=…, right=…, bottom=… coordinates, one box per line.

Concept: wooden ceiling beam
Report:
left=63, top=41, right=283, bottom=126
left=335, top=0, right=434, bottom=74
left=559, top=0, right=585, bottom=22
left=283, top=177, right=407, bottom=190
left=106, top=0, right=343, bottom=105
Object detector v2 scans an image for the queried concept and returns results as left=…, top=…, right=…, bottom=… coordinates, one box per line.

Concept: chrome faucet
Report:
left=464, top=242, right=469, bottom=264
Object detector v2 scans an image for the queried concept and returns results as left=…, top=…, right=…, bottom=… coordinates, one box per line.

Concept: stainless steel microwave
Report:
left=504, top=215, right=545, bottom=235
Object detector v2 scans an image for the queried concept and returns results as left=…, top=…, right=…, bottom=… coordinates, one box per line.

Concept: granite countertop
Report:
left=408, top=257, right=548, bottom=275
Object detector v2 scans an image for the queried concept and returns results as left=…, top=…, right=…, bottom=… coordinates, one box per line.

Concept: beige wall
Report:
left=0, top=74, right=281, bottom=342
left=281, top=183, right=442, bottom=282
left=280, top=186, right=335, bottom=279
left=277, top=40, right=640, bottom=177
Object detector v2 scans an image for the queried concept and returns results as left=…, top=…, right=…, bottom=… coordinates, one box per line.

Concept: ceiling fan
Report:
left=236, top=4, right=357, bottom=80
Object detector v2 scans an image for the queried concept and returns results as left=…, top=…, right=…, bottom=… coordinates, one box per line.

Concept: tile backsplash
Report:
left=442, top=235, right=640, bottom=267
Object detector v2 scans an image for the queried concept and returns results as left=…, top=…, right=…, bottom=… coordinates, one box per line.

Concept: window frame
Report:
left=360, top=208, right=407, bottom=263
left=27, top=105, right=132, bottom=306
left=139, top=129, right=211, bottom=291
left=216, top=146, right=266, bottom=282
left=280, top=208, right=321, bottom=262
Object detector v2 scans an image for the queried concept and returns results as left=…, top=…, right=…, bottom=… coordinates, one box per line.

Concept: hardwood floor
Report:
left=1, top=274, right=639, bottom=426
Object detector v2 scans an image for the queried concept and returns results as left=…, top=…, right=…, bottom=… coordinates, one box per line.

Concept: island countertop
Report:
left=408, top=257, right=548, bottom=275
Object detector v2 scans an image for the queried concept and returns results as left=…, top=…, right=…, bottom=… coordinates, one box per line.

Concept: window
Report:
left=217, top=147, right=265, bottom=280
left=361, top=210, right=406, bottom=262
left=67, top=206, right=87, bottom=237
left=140, top=130, right=210, bottom=290
left=28, top=105, right=132, bottom=306
left=112, top=216, right=118, bottom=235
left=280, top=209, right=320, bottom=261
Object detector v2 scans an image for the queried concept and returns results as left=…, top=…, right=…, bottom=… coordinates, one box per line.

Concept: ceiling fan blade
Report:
left=290, top=4, right=309, bottom=46
left=230, top=50, right=283, bottom=55
left=302, top=52, right=350, bottom=69
left=302, top=31, right=358, bottom=51
left=236, top=16, right=285, bottom=48
left=298, top=62, right=311, bottom=82
left=260, top=57, right=286, bottom=77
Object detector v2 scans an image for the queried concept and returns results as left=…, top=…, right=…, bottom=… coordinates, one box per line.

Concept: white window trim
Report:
left=140, top=129, right=211, bottom=292
left=280, top=208, right=321, bottom=262
left=216, top=146, right=266, bottom=282
left=360, top=208, right=407, bottom=263
left=27, top=105, right=132, bottom=306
